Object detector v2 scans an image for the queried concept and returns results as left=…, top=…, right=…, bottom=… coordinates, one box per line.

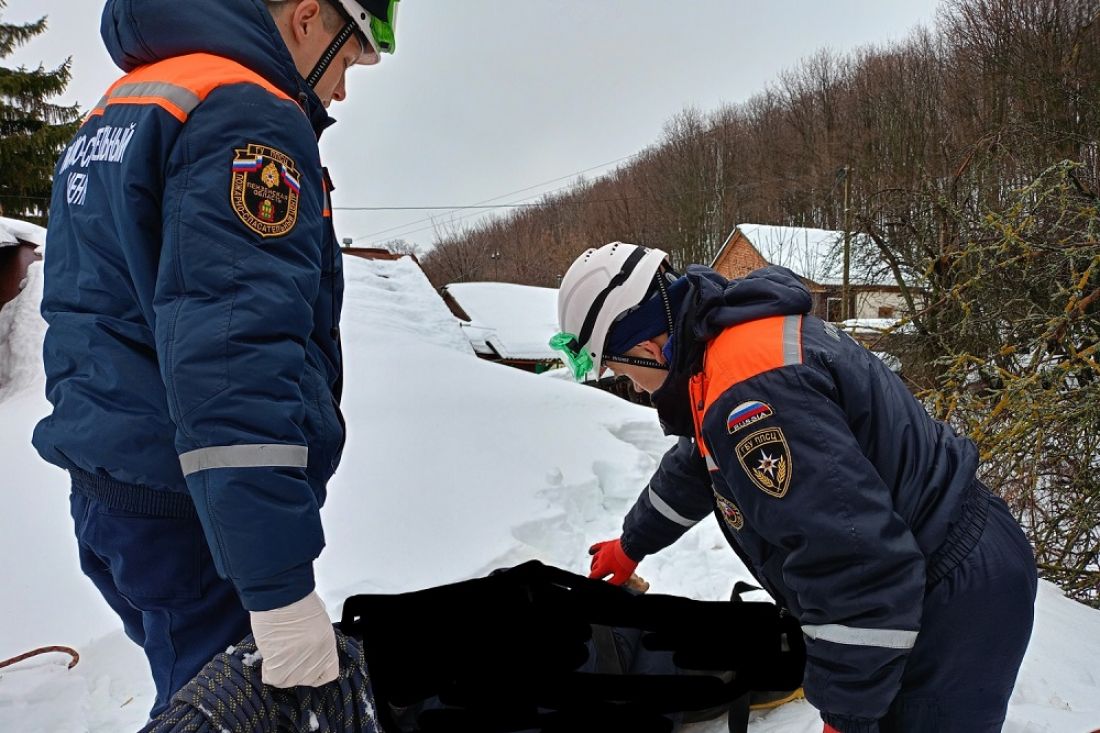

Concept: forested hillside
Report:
left=424, top=0, right=1100, bottom=606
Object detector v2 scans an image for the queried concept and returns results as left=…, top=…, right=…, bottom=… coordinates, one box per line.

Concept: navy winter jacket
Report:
left=620, top=266, right=980, bottom=730
left=33, top=0, right=345, bottom=611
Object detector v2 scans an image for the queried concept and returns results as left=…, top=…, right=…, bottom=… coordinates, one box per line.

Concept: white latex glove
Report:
left=250, top=590, right=339, bottom=688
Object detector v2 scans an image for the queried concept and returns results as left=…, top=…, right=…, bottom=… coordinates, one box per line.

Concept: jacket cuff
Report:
left=821, top=713, right=880, bottom=733
left=618, top=535, right=647, bottom=562
left=235, top=561, right=316, bottom=612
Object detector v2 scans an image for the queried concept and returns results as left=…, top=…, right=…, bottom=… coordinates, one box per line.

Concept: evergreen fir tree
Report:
left=0, top=0, right=80, bottom=224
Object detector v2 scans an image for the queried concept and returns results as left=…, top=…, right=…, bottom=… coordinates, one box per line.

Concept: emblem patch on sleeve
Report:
left=727, top=400, right=774, bottom=433
left=230, top=143, right=301, bottom=237
left=735, top=427, right=792, bottom=498
left=714, top=492, right=745, bottom=531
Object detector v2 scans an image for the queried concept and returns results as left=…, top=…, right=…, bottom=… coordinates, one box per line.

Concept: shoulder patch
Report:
left=714, top=491, right=745, bottom=531
left=735, top=427, right=792, bottom=498
left=727, top=400, right=774, bottom=434
left=230, top=143, right=301, bottom=237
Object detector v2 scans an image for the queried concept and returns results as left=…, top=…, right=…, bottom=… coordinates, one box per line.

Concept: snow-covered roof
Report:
left=840, top=317, right=900, bottom=334
left=0, top=216, right=47, bottom=248
left=731, top=224, right=895, bottom=287
left=444, top=282, right=560, bottom=361
left=341, top=255, right=472, bottom=356
left=840, top=317, right=917, bottom=336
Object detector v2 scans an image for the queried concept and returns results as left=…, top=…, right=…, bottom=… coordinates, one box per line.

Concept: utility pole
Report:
left=841, top=165, right=852, bottom=322
left=489, top=250, right=501, bottom=280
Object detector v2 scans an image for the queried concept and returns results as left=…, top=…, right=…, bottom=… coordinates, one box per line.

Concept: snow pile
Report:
left=341, top=256, right=473, bottom=355
left=0, top=216, right=47, bottom=248
left=0, top=216, right=48, bottom=401
left=0, top=260, right=47, bottom=401
left=2, top=253, right=1100, bottom=732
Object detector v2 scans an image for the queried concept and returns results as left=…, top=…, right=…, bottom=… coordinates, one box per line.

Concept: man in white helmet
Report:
left=35, top=0, right=397, bottom=716
left=551, top=242, right=1036, bottom=733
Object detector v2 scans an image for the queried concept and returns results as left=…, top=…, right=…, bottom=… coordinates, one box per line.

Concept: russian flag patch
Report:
left=726, top=400, right=774, bottom=434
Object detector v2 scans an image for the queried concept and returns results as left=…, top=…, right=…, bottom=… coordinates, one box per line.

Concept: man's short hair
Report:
left=264, top=0, right=346, bottom=33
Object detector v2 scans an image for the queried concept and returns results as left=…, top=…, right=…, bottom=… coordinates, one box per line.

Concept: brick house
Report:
left=710, top=224, right=910, bottom=322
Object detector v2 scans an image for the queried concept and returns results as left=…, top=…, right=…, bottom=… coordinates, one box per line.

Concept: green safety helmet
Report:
left=331, top=0, right=399, bottom=60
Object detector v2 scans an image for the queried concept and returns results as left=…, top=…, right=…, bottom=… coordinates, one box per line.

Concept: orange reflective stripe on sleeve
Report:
left=99, top=53, right=295, bottom=122
left=697, top=314, right=804, bottom=419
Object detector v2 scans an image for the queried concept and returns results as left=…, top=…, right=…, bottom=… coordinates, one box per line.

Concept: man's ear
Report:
left=289, top=0, right=323, bottom=43
left=638, top=339, right=666, bottom=364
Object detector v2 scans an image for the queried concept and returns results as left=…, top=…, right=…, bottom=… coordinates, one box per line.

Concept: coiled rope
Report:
left=140, top=632, right=381, bottom=733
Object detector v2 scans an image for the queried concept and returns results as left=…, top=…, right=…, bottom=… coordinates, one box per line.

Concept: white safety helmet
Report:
left=551, top=242, right=670, bottom=382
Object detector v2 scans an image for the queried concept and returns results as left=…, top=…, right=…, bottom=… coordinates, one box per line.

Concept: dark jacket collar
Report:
left=651, top=265, right=812, bottom=436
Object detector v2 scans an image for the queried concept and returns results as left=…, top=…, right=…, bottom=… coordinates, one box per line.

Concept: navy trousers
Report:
left=70, top=485, right=251, bottom=718
left=879, top=491, right=1038, bottom=732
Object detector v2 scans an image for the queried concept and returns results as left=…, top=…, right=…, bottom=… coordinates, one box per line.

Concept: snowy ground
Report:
left=2, top=256, right=1099, bottom=732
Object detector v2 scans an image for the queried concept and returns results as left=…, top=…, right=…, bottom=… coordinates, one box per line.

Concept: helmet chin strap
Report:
left=603, top=353, right=668, bottom=371
left=305, top=20, right=358, bottom=88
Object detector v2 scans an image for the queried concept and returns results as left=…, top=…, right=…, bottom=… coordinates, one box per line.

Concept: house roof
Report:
left=717, top=224, right=896, bottom=287
left=839, top=317, right=901, bottom=334
left=444, top=282, right=560, bottom=361
left=341, top=246, right=420, bottom=264
left=0, top=217, right=46, bottom=248
left=341, top=254, right=472, bottom=356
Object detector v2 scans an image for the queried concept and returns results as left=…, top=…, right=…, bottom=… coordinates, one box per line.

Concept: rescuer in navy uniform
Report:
left=551, top=241, right=1038, bottom=733
left=35, top=0, right=399, bottom=716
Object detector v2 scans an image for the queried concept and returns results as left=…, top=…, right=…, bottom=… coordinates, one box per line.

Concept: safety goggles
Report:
left=549, top=332, right=595, bottom=381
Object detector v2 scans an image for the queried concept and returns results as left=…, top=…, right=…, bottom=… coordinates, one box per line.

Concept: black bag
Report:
left=591, top=580, right=803, bottom=733
left=340, top=562, right=805, bottom=733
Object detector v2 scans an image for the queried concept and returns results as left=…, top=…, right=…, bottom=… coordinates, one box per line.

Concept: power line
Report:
left=334, top=203, right=547, bottom=211
left=341, top=171, right=812, bottom=246
left=344, top=150, right=647, bottom=244
left=350, top=151, right=642, bottom=239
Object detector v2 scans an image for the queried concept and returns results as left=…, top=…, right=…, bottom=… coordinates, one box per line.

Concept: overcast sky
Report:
left=11, top=0, right=941, bottom=253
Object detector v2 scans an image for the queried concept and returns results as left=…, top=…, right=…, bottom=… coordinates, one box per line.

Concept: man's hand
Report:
left=588, top=538, right=639, bottom=585
left=250, top=590, right=339, bottom=688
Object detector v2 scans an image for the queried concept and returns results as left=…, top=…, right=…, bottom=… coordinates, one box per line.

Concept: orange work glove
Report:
left=587, top=538, right=639, bottom=585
